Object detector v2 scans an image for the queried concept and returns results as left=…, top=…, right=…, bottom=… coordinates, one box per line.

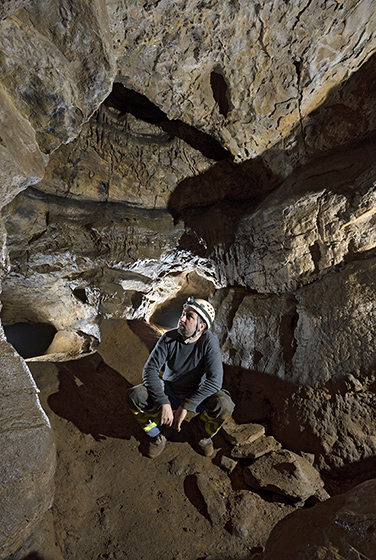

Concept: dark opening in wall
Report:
left=210, top=70, right=230, bottom=117
left=104, top=83, right=230, bottom=161
left=4, top=322, right=57, bottom=359
left=73, top=287, right=88, bottom=304
left=151, top=296, right=187, bottom=329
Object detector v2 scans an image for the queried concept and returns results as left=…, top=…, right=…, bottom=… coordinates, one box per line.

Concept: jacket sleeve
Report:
left=182, top=334, right=223, bottom=412
left=142, top=335, right=170, bottom=407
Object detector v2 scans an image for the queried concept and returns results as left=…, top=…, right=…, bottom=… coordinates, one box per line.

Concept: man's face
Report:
left=178, top=305, right=201, bottom=339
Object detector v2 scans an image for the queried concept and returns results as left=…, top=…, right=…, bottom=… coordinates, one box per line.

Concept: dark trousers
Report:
left=127, top=383, right=234, bottom=438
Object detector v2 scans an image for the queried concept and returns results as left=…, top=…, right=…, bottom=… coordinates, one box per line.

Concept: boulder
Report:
left=45, top=329, right=88, bottom=357
left=265, top=479, right=376, bottom=560
left=244, top=449, right=329, bottom=502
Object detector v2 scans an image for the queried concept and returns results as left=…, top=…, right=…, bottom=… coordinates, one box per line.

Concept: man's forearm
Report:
left=181, top=375, right=222, bottom=412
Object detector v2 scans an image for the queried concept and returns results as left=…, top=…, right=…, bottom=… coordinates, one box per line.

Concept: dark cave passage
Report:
left=104, top=83, right=230, bottom=161
left=4, top=322, right=57, bottom=359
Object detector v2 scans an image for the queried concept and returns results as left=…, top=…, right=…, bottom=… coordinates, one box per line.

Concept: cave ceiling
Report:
left=0, top=0, right=375, bottom=366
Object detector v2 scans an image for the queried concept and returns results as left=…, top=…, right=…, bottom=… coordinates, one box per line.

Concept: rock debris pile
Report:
left=222, top=420, right=329, bottom=505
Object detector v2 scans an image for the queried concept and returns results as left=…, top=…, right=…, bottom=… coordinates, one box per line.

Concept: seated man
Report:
left=128, top=296, right=235, bottom=458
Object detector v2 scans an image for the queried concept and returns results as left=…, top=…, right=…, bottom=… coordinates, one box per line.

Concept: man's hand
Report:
left=160, top=404, right=174, bottom=426
left=172, top=405, right=187, bottom=432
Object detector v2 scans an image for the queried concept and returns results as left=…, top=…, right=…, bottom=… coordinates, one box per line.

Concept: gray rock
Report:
left=244, top=449, right=329, bottom=502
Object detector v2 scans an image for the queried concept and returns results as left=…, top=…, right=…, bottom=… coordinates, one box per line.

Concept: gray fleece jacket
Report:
left=142, top=328, right=223, bottom=412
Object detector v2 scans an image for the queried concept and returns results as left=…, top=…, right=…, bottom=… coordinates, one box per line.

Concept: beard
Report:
left=177, top=321, right=188, bottom=337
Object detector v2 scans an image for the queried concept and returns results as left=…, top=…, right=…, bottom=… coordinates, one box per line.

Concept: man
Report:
left=128, top=296, right=235, bottom=458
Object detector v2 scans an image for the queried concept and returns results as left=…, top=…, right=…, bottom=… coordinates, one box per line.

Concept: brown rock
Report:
left=114, top=0, right=376, bottom=166
left=39, top=107, right=216, bottom=209
left=194, top=473, right=228, bottom=525
left=222, top=419, right=265, bottom=446
left=244, top=449, right=329, bottom=502
left=265, top=479, right=376, bottom=560
left=226, top=490, right=296, bottom=545
left=219, top=455, right=238, bottom=474
left=231, top=436, right=282, bottom=460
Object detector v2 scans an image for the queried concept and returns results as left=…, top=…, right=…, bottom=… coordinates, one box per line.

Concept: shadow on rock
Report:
left=47, top=352, right=134, bottom=441
left=183, top=474, right=211, bottom=522
left=168, top=156, right=282, bottom=254
left=323, top=455, right=376, bottom=496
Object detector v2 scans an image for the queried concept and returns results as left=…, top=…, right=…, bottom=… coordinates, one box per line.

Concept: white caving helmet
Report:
left=185, top=296, right=215, bottom=329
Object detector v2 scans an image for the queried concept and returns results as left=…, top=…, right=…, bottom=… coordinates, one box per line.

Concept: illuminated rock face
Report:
left=0, top=0, right=376, bottom=557
left=0, top=338, right=56, bottom=559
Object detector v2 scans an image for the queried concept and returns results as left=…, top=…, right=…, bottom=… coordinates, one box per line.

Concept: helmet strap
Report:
left=183, top=316, right=205, bottom=343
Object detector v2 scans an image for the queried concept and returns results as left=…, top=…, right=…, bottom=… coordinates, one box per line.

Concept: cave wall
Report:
left=0, top=0, right=376, bottom=556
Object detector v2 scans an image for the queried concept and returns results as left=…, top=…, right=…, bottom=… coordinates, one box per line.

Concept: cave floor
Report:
left=10, top=352, right=266, bottom=560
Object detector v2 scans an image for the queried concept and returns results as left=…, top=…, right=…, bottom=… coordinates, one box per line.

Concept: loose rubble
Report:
left=221, top=419, right=329, bottom=504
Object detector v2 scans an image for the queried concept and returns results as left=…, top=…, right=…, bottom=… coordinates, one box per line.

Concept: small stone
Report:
left=299, top=451, right=315, bottom=465
left=231, top=435, right=281, bottom=459
left=219, top=455, right=238, bottom=474
left=222, top=420, right=265, bottom=446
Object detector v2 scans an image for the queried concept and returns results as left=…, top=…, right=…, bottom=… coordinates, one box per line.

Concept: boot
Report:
left=146, top=433, right=167, bottom=458
left=197, top=436, right=214, bottom=457
left=191, top=416, right=215, bottom=457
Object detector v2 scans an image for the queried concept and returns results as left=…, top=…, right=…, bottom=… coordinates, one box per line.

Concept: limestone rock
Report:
left=113, top=0, right=376, bottom=166
left=45, top=329, right=89, bottom=357
left=222, top=419, right=265, bottom=446
left=38, top=106, right=216, bottom=209
left=216, top=291, right=298, bottom=374
left=0, top=338, right=55, bottom=558
left=231, top=435, right=281, bottom=460
left=271, top=382, right=376, bottom=471
left=291, top=258, right=376, bottom=387
left=215, top=257, right=376, bottom=388
left=244, top=449, right=329, bottom=502
left=264, top=479, right=376, bottom=560
left=228, top=141, right=376, bottom=294
left=0, top=0, right=116, bottom=202
left=0, top=187, right=188, bottom=331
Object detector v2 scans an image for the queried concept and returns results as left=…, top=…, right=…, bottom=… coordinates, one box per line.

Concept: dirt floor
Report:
left=6, top=321, right=298, bottom=560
